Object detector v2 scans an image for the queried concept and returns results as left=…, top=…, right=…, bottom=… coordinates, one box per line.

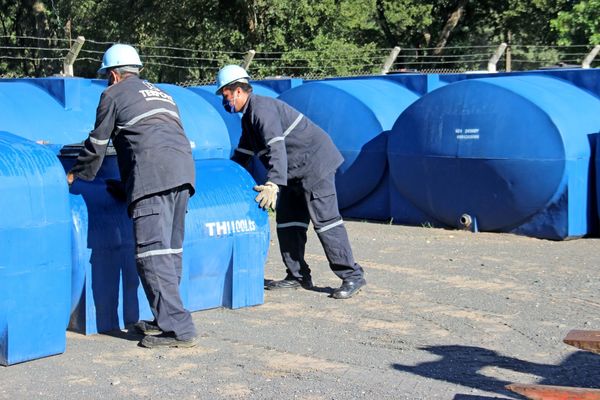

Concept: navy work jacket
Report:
left=70, top=75, right=195, bottom=206
left=231, top=93, right=343, bottom=189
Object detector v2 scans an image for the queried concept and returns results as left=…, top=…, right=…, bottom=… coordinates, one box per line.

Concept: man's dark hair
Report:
left=224, top=81, right=253, bottom=93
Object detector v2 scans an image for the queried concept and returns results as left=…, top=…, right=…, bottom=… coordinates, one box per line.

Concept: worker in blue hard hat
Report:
left=215, top=65, right=366, bottom=299
left=67, top=43, right=198, bottom=348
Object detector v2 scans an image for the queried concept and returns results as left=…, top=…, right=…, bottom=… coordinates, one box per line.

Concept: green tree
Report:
left=0, top=0, right=60, bottom=76
left=0, top=0, right=584, bottom=80
left=552, top=0, right=600, bottom=45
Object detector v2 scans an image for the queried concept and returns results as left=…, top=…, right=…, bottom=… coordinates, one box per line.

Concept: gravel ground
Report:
left=1, top=219, right=599, bottom=399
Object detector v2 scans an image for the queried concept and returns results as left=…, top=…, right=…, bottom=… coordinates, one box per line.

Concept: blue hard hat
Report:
left=215, top=65, right=250, bottom=94
left=98, top=44, right=143, bottom=74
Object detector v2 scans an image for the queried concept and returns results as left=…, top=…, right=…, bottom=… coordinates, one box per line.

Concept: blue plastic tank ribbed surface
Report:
left=278, top=78, right=420, bottom=215
left=388, top=75, right=600, bottom=239
left=61, top=154, right=268, bottom=334
left=0, top=131, right=71, bottom=365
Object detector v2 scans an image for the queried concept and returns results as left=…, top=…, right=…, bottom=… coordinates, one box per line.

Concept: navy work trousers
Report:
left=275, top=173, right=364, bottom=282
left=130, top=185, right=196, bottom=340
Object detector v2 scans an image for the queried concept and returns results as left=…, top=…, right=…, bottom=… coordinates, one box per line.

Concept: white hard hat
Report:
left=98, top=44, right=143, bottom=74
left=215, top=65, right=250, bottom=94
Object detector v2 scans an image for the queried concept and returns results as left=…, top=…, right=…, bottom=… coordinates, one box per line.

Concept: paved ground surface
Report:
left=1, top=219, right=600, bottom=399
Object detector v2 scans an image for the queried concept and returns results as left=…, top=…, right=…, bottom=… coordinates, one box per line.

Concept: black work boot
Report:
left=133, top=319, right=162, bottom=335
left=140, top=333, right=198, bottom=348
left=266, top=275, right=313, bottom=290
left=332, top=278, right=366, bottom=299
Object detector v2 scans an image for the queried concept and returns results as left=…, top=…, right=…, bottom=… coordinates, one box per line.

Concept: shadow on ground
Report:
left=393, top=345, right=600, bottom=399
left=263, top=278, right=335, bottom=295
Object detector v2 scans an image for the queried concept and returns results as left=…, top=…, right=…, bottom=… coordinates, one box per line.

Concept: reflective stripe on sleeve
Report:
left=235, top=148, right=255, bottom=156
left=266, top=136, right=284, bottom=146
left=89, top=137, right=110, bottom=145
left=266, top=113, right=304, bottom=146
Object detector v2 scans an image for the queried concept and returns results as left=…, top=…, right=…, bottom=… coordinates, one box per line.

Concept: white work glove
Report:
left=253, top=181, right=279, bottom=210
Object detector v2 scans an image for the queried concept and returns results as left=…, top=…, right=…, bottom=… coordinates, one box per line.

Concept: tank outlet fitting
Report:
left=459, top=213, right=478, bottom=232
left=459, top=213, right=472, bottom=229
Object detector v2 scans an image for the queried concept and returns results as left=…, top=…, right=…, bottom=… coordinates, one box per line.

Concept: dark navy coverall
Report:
left=232, top=93, right=364, bottom=282
left=70, top=75, right=196, bottom=340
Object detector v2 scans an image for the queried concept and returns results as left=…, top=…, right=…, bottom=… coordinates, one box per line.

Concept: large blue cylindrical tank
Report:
left=388, top=75, right=600, bottom=239
left=0, top=131, right=71, bottom=365
left=156, top=84, right=231, bottom=159
left=185, top=159, right=270, bottom=311
left=61, top=150, right=144, bottom=334
left=487, top=68, right=600, bottom=99
left=61, top=151, right=269, bottom=334
left=0, top=78, right=105, bottom=146
left=0, top=78, right=232, bottom=161
left=278, top=78, right=420, bottom=219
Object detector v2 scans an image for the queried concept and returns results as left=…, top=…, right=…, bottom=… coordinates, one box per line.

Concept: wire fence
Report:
left=0, top=35, right=598, bottom=85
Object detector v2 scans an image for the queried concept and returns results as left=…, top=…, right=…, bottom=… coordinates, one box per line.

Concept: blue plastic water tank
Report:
left=0, top=78, right=105, bottom=146
left=278, top=78, right=420, bottom=218
left=156, top=84, right=231, bottom=159
left=185, top=159, right=269, bottom=311
left=388, top=75, right=600, bottom=239
left=0, top=78, right=232, bottom=161
left=61, top=151, right=269, bottom=334
left=490, top=68, right=600, bottom=99
left=0, top=131, right=71, bottom=365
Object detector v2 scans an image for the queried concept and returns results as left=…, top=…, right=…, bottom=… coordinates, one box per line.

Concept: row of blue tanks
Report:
left=1, top=68, right=600, bottom=365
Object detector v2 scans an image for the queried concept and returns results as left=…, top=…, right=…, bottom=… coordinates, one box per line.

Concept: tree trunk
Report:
left=433, top=0, right=468, bottom=55
left=245, top=0, right=258, bottom=45
left=375, top=0, right=396, bottom=48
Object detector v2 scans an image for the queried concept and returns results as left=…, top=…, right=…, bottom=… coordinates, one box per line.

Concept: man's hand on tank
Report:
left=66, top=172, right=75, bottom=187
left=253, top=181, right=278, bottom=210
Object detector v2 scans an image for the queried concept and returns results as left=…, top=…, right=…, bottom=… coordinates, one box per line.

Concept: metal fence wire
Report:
left=0, top=35, right=598, bottom=85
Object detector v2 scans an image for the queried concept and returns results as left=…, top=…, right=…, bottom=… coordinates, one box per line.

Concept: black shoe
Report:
left=133, top=320, right=162, bottom=335
left=139, top=333, right=198, bottom=348
left=266, top=276, right=314, bottom=290
left=332, top=278, right=366, bottom=299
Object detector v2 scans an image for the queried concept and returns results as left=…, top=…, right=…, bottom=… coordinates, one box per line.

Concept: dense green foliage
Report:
left=552, top=0, right=600, bottom=45
left=0, top=0, right=597, bottom=82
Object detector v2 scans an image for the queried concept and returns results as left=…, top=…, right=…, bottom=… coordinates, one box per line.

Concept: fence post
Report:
left=487, top=42, right=507, bottom=73
left=380, top=46, right=401, bottom=75
left=242, top=49, right=256, bottom=71
left=582, top=45, right=600, bottom=69
left=63, top=36, right=85, bottom=77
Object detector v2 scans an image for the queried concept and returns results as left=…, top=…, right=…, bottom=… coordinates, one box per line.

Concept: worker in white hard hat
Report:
left=67, top=44, right=198, bottom=348
left=215, top=65, right=366, bottom=299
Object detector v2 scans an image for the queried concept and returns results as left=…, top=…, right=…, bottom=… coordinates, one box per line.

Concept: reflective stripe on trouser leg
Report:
left=276, top=181, right=311, bottom=279
left=131, top=187, right=196, bottom=340
left=305, top=173, right=364, bottom=281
